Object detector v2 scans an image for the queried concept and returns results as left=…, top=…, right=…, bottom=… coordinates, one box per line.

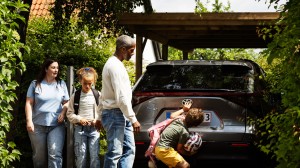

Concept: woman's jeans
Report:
left=101, top=109, right=136, bottom=168
left=74, top=125, right=100, bottom=168
left=28, top=124, right=65, bottom=168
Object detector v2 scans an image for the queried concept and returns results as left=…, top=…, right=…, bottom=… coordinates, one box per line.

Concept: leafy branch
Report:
left=0, top=0, right=29, bottom=166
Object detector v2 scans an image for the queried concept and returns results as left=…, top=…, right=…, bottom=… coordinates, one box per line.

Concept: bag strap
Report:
left=74, top=89, right=81, bottom=115
left=91, top=88, right=100, bottom=106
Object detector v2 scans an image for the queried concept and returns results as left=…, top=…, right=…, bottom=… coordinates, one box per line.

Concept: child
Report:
left=66, top=67, right=102, bottom=168
left=154, top=106, right=204, bottom=168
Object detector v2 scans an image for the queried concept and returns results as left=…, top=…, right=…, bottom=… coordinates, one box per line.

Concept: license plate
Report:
left=203, top=112, right=211, bottom=122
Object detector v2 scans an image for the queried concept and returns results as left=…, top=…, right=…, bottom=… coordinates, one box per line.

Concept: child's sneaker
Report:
left=148, top=160, right=156, bottom=168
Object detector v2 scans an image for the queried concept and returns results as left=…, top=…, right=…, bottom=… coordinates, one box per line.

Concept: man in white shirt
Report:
left=101, top=35, right=141, bottom=168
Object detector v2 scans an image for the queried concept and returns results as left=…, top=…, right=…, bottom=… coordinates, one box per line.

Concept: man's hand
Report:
left=132, top=121, right=141, bottom=133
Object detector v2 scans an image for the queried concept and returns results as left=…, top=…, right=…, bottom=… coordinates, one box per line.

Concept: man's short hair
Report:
left=116, top=35, right=135, bottom=50
left=185, top=108, right=204, bottom=128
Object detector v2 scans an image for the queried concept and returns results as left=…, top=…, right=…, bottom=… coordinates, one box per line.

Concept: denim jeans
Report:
left=101, top=109, right=136, bottom=168
left=28, top=124, right=65, bottom=168
left=74, top=125, right=100, bottom=168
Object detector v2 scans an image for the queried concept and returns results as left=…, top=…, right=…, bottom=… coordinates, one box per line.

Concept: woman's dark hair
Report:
left=36, top=58, right=61, bottom=87
left=185, top=108, right=204, bottom=128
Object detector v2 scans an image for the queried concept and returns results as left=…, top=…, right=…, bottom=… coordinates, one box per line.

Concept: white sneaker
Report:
left=148, top=160, right=156, bottom=168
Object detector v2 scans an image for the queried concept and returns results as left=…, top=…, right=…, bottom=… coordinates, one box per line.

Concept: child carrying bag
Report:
left=145, top=115, right=184, bottom=168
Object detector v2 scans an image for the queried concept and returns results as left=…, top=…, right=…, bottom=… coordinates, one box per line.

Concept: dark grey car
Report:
left=132, top=60, right=270, bottom=167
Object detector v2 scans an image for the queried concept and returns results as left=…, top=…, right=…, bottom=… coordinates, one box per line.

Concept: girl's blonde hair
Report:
left=76, top=67, right=98, bottom=83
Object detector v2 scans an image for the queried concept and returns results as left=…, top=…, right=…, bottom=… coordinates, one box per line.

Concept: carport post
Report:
left=162, top=44, right=168, bottom=60
left=183, top=51, right=188, bottom=60
left=66, top=66, right=74, bottom=168
left=136, top=35, right=143, bottom=82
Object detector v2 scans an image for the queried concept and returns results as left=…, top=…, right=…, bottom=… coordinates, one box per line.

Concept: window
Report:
left=134, top=65, right=253, bottom=92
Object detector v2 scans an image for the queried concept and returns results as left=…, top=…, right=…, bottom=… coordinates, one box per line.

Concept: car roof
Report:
left=147, top=59, right=256, bottom=68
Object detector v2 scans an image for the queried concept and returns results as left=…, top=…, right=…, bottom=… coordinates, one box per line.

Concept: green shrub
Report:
left=24, top=18, right=114, bottom=88
left=253, top=0, right=300, bottom=167
left=0, top=0, right=29, bottom=167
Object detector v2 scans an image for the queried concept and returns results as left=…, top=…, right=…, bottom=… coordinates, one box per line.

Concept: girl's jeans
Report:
left=74, top=125, right=100, bottom=168
left=101, top=109, right=136, bottom=168
left=28, top=124, right=65, bottom=168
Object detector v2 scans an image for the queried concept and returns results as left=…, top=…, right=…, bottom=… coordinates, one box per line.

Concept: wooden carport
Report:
left=118, top=12, right=280, bottom=81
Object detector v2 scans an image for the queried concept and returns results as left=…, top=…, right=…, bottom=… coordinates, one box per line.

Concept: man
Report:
left=101, top=35, right=141, bottom=168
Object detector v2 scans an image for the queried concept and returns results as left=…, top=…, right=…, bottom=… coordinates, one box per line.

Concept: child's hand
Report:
left=182, top=99, right=193, bottom=112
left=80, top=118, right=90, bottom=126
left=189, top=150, right=198, bottom=155
left=58, top=113, right=65, bottom=123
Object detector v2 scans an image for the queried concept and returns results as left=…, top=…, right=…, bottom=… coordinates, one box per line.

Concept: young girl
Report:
left=66, top=67, right=102, bottom=168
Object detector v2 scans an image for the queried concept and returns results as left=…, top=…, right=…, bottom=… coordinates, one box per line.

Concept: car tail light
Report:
left=135, top=141, right=145, bottom=145
left=231, top=143, right=249, bottom=147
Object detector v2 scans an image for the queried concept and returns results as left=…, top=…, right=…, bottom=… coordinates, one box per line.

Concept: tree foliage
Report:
left=191, top=48, right=260, bottom=60
left=195, top=0, right=232, bottom=14
left=168, top=47, right=260, bottom=61
left=192, top=0, right=260, bottom=62
left=24, top=17, right=114, bottom=94
left=50, top=0, right=144, bottom=35
left=253, top=0, right=300, bottom=167
left=0, top=0, right=29, bottom=166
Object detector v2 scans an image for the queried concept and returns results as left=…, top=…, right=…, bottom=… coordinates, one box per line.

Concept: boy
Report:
left=154, top=108, right=204, bottom=168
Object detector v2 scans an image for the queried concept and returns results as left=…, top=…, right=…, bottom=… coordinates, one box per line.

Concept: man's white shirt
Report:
left=101, top=56, right=137, bottom=124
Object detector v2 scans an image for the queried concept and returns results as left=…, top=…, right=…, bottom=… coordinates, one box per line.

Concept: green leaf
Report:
left=7, top=142, right=16, bottom=149
left=0, top=56, right=8, bottom=62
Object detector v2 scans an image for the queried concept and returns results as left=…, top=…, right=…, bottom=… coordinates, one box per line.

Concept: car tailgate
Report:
left=133, top=96, right=249, bottom=142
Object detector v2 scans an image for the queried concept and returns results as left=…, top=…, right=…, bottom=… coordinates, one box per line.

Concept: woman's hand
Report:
left=27, top=120, right=34, bottom=132
left=25, top=97, right=35, bottom=132
left=58, top=113, right=65, bottom=123
left=58, top=101, right=68, bottom=123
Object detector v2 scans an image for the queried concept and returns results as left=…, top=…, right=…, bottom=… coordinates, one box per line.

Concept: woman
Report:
left=25, top=59, right=69, bottom=168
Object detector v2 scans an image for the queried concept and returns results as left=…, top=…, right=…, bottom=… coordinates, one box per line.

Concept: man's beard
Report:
left=124, top=53, right=131, bottom=61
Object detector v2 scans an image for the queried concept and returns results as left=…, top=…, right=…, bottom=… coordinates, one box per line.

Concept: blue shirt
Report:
left=26, top=80, right=69, bottom=126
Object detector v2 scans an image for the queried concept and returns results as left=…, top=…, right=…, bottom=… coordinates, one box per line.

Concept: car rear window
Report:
left=134, top=65, right=254, bottom=92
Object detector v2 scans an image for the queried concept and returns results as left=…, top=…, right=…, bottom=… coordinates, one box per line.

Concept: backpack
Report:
left=73, top=88, right=100, bottom=115
left=145, top=115, right=185, bottom=166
